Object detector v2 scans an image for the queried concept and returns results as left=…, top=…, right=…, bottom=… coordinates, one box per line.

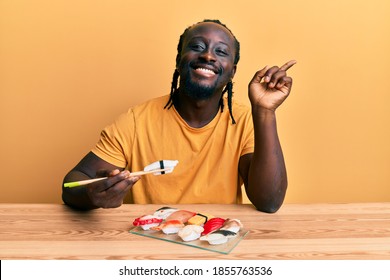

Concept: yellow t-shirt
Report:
left=91, top=95, right=254, bottom=204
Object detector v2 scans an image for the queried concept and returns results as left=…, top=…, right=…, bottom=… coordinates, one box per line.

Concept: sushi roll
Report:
left=187, top=213, right=214, bottom=226
left=153, top=207, right=179, bottom=219
left=150, top=220, right=184, bottom=234
left=220, top=218, right=243, bottom=233
left=132, top=215, right=163, bottom=230
left=201, top=217, right=226, bottom=235
left=178, top=225, right=204, bottom=242
left=199, top=230, right=237, bottom=245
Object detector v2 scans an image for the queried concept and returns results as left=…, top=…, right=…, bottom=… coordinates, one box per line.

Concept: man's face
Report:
left=177, top=22, right=237, bottom=100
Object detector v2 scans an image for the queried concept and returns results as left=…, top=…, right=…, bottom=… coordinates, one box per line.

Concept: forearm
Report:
left=246, top=107, right=287, bottom=213
left=62, top=170, right=99, bottom=210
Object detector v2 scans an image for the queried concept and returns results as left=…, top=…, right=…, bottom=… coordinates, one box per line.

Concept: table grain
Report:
left=1, top=203, right=389, bottom=260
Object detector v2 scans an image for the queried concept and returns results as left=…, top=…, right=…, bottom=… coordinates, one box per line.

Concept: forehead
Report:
left=184, top=22, right=236, bottom=48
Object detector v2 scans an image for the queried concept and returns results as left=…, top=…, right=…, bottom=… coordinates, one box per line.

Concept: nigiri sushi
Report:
left=199, top=229, right=237, bottom=245
left=178, top=225, right=204, bottom=242
left=201, top=217, right=226, bottom=235
left=153, top=207, right=179, bottom=219
left=220, top=218, right=243, bottom=233
left=150, top=220, right=184, bottom=234
left=132, top=215, right=163, bottom=230
left=165, top=210, right=196, bottom=223
left=187, top=213, right=214, bottom=226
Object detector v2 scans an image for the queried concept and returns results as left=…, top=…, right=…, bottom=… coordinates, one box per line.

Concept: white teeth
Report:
left=196, top=68, right=215, bottom=74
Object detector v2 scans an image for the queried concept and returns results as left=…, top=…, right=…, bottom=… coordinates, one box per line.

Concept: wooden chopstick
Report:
left=63, top=168, right=171, bottom=188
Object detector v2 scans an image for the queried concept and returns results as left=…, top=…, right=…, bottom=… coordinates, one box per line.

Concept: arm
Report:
left=239, top=60, right=296, bottom=213
left=62, top=152, right=140, bottom=210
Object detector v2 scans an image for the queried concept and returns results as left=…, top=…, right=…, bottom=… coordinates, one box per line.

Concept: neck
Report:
left=173, top=89, right=222, bottom=128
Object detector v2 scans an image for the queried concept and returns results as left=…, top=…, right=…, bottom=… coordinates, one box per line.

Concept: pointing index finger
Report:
left=280, top=60, right=297, bottom=71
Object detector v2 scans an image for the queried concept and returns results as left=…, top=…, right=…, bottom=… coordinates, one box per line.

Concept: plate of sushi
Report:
left=129, top=206, right=249, bottom=254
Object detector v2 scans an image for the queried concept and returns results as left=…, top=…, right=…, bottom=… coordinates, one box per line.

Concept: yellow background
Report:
left=1, top=0, right=389, bottom=204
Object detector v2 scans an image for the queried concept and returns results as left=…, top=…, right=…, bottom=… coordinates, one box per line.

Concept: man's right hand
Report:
left=62, top=152, right=139, bottom=210
left=85, top=169, right=140, bottom=208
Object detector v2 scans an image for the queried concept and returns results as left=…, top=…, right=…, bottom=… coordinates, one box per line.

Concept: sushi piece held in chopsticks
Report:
left=187, top=213, right=214, bottom=226
left=178, top=225, right=204, bottom=242
left=201, top=217, right=226, bottom=236
left=150, top=220, right=184, bottom=234
left=165, top=210, right=196, bottom=223
left=153, top=206, right=179, bottom=220
left=133, top=215, right=163, bottom=230
left=220, top=218, right=243, bottom=233
left=200, top=229, right=237, bottom=245
left=143, top=160, right=179, bottom=175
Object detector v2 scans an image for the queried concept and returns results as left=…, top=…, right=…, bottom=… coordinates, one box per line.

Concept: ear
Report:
left=231, top=65, right=237, bottom=79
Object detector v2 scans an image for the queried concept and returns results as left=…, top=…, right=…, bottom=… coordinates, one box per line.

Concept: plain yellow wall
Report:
left=1, top=0, right=389, bottom=204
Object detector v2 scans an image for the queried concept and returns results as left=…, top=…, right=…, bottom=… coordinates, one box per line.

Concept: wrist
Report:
left=252, top=106, right=276, bottom=121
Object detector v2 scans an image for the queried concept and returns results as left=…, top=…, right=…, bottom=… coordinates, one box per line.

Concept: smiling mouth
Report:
left=193, top=67, right=217, bottom=77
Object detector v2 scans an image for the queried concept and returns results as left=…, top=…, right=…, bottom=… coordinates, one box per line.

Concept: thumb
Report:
left=249, top=65, right=269, bottom=85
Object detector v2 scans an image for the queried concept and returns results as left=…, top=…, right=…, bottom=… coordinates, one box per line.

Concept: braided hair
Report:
left=164, top=19, right=240, bottom=124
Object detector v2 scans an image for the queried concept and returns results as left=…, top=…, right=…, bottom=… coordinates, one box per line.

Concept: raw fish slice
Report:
left=151, top=220, right=184, bottom=234
left=153, top=207, right=179, bottom=219
left=187, top=213, right=214, bottom=226
left=165, top=210, right=196, bottom=223
left=132, top=215, right=163, bottom=230
left=220, top=218, right=243, bottom=233
left=201, top=217, right=226, bottom=235
left=199, top=229, right=237, bottom=245
left=178, top=225, right=204, bottom=242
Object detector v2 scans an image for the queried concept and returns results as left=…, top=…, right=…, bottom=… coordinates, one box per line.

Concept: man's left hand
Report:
left=248, top=60, right=296, bottom=111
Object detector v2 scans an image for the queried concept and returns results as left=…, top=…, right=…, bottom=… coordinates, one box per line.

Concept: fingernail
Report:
left=130, top=176, right=140, bottom=183
left=110, top=169, right=120, bottom=176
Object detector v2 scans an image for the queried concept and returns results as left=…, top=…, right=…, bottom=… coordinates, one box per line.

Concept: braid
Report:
left=165, top=19, right=240, bottom=124
left=220, top=81, right=236, bottom=124
left=219, top=95, right=224, bottom=113
left=164, top=69, right=179, bottom=109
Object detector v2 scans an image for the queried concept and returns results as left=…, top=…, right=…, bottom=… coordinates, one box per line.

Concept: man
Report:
left=62, top=19, right=296, bottom=213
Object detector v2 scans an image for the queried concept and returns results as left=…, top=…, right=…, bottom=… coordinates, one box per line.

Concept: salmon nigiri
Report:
left=165, top=210, right=196, bottom=223
left=150, top=220, right=184, bottom=234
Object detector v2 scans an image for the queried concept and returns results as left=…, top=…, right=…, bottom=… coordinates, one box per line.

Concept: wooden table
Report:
left=1, top=203, right=389, bottom=260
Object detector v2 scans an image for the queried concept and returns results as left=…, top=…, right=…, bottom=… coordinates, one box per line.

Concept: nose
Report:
left=199, top=48, right=216, bottom=62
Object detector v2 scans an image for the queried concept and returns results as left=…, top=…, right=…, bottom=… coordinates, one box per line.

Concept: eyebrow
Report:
left=188, top=36, right=230, bottom=47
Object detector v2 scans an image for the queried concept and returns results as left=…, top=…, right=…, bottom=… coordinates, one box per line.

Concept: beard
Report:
left=182, top=74, right=217, bottom=100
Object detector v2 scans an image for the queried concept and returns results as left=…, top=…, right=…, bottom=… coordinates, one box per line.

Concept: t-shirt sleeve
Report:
left=91, top=109, right=135, bottom=168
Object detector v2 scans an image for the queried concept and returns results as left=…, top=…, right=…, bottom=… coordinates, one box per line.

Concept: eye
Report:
left=216, top=48, right=229, bottom=56
left=190, top=43, right=205, bottom=51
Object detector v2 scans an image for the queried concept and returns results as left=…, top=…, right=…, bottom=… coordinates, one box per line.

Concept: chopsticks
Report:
left=63, top=168, right=171, bottom=188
